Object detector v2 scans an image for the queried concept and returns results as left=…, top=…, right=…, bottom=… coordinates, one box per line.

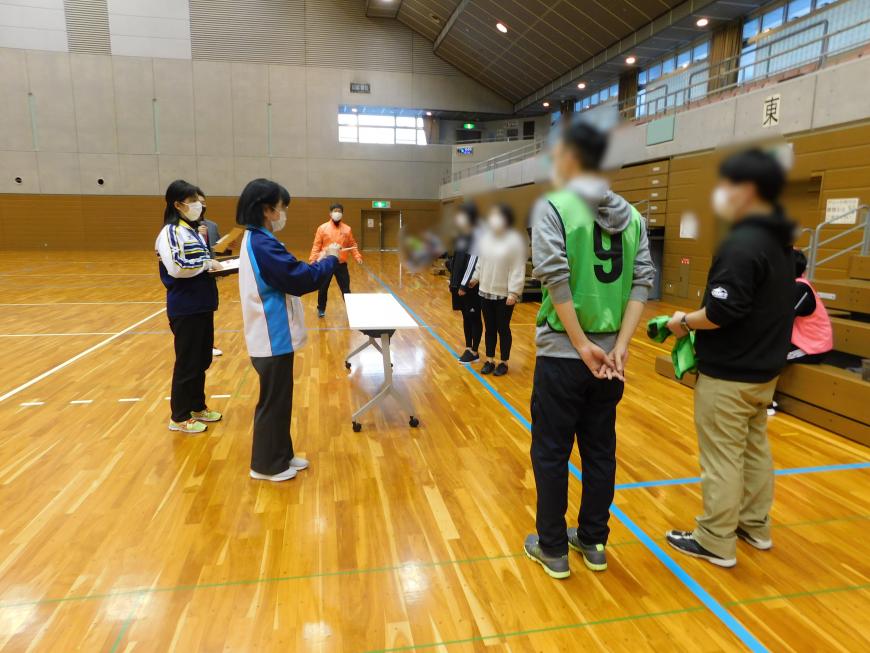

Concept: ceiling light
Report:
left=625, top=56, right=637, bottom=65
left=696, top=17, right=709, bottom=27
left=577, top=82, right=586, bottom=90
left=542, top=101, right=550, bottom=108
left=496, top=22, right=508, bottom=33
left=426, top=111, right=432, bottom=116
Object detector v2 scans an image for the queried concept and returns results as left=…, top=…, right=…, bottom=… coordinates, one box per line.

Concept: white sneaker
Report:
left=212, top=348, right=223, bottom=357
left=250, top=467, right=297, bottom=482
left=289, top=456, right=309, bottom=470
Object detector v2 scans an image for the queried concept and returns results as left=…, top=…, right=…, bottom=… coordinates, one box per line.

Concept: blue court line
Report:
left=363, top=266, right=775, bottom=650
left=613, top=462, right=870, bottom=491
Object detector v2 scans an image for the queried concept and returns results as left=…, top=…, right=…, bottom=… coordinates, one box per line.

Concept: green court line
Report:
left=728, top=582, right=870, bottom=606
left=359, top=606, right=706, bottom=653
left=2, top=514, right=867, bottom=611
left=358, top=582, right=870, bottom=653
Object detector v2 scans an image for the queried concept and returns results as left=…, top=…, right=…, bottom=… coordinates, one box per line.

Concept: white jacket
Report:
left=472, top=229, right=528, bottom=300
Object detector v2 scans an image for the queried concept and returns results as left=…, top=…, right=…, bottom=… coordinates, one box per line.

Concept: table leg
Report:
left=351, top=332, right=419, bottom=431
left=345, top=336, right=376, bottom=369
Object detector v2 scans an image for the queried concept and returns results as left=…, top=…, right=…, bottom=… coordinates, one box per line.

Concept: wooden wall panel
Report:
left=0, top=195, right=442, bottom=253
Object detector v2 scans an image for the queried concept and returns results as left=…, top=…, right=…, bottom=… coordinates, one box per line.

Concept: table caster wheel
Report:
left=345, top=361, right=352, bottom=370
left=409, top=417, right=419, bottom=428
left=352, top=421, right=362, bottom=432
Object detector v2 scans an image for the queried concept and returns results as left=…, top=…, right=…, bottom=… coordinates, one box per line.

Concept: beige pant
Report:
left=692, top=373, right=778, bottom=559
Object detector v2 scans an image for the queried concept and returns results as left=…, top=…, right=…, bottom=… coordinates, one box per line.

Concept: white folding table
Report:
left=344, top=293, right=419, bottom=432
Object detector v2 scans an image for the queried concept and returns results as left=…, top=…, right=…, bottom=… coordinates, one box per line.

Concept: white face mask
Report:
left=272, top=209, right=287, bottom=233
left=331, top=211, right=343, bottom=223
left=711, top=187, right=735, bottom=220
left=182, top=201, right=203, bottom=221
left=488, top=213, right=507, bottom=232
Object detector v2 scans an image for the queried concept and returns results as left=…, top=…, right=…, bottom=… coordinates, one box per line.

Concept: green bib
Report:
left=537, top=189, right=642, bottom=333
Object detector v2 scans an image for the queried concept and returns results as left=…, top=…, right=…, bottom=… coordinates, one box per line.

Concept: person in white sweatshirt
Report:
left=470, top=204, right=527, bottom=376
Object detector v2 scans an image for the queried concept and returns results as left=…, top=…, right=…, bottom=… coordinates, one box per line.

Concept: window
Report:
left=787, top=0, right=812, bottom=20
left=693, top=41, right=709, bottom=61
left=574, top=79, right=620, bottom=113
left=648, top=63, right=662, bottom=81
left=337, top=109, right=428, bottom=145
left=662, top=56, right=676, bottom=75
left=610, top=83, right=618, bottom=98
left=677, top=49, right=691, bottom=69
left=743, top=18, right=760, bottom=41
left=761, top=6, right=785, bottom=32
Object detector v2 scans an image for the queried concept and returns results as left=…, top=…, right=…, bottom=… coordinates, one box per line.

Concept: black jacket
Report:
left=695, top=212, right=795, bottom=383
left=447, top=232, right=478, bottom=291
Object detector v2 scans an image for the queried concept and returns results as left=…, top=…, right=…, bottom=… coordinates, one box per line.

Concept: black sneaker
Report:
left=480, top=361, right=495, bottom=375
left=493, top=362, right=509, bottom=377
left=524, top=534, right=570, bottom=579
left=318, top=309, right=325, bottom=319
left=458, top=350, right=480, bottom=364
left=567, top=528, right=607, bottom=571
left=735, top=526, right=773, bottom=550
left=665, top=530, right=737, bottom=568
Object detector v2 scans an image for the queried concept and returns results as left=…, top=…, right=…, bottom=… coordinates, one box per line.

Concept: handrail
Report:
left=443, top=16, right=870, bottom=188
left=806, top=205, right=870, bottom=279
left=622, top=17, right=869, bottom=119
left=445, top=138, right=546, bottom=184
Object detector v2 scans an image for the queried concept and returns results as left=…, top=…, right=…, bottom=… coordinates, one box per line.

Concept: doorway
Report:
left=361, top=210, right=403, bottom=251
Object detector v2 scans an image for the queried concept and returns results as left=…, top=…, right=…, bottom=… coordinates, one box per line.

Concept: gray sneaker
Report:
left=567, top=528, right=607, bottom=571
left=524, top=534, right=570, bottom=579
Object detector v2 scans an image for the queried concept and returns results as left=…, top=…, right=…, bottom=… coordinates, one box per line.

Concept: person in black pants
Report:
left=524, top=122, right=655, bottom=579
left=317, top=261, right=351, bottom=315
left=470, top=204, right=527, bottom=376
left=448, top=202, right=483, bottom=363
left=238, top=179, right=341, bottom=482
left=308, top=203, right=362, bottom=318
left=155, top=179, right=225, bottom=435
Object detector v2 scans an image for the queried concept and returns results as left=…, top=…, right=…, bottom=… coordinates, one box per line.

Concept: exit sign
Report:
left=372, top=200, right=391, bottom=209
left=350, top=82, right=371, bottom=93
left=462, top=122, right=476, bottom=129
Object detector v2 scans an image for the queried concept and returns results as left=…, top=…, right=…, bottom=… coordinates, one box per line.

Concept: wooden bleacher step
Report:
left=654, top=355, right=870, bottom=447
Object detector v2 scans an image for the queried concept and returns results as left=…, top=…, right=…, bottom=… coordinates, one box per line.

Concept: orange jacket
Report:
left=309, top=220, right=363, bottom=265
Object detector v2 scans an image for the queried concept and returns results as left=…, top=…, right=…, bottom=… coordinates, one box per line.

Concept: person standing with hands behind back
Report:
left=524, top=122, right=655, bottom=579
left=238, top=179, right=341, bottom=482
left=665, top=149, right=794, bottom=568
left=155, top=180, right=224, bottom=435
left=309, top=203, right=363, bottom=318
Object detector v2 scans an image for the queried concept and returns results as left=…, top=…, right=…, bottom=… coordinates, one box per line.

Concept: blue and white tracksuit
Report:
left=239, top=227, right=338, bottom=357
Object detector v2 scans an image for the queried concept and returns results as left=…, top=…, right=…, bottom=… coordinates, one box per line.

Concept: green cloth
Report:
left=536, top=189, right=643, bottom=334
left=647, top=315, right=698, bottom=380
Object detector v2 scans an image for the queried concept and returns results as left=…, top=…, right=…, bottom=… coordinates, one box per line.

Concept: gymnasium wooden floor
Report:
left=0, top=251, right=868, bottom=652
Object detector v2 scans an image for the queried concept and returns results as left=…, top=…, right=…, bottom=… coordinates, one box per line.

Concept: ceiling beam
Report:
left=433, top=0, right=471, bottom=52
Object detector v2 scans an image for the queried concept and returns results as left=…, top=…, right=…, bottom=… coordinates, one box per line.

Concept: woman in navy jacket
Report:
left=156, top=179, right=224, bottom=435
left=237, top=179, right=341, bottom=482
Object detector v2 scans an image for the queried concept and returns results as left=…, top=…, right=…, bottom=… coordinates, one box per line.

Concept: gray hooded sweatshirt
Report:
left=531, top=175, right=656, bottom=358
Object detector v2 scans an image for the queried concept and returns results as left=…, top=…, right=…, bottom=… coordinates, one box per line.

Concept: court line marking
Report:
left=0, top=302, right=164, bottom=306
left=69, top=400, right=93, bottom=405
left=0, top=308, right=166, bottom=404
left=19, top=402, right=44, bottom=407
left=118, top=398, right=142, bottom=403
left=0, top=333, right=118, bottom=337
left=0, top=515, right=865, bottom=612
left=364, top=266, right=768, bottom=653
left=211, top=394, right=231, bottom=399
left=360, top=582, right=870, bottom=653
